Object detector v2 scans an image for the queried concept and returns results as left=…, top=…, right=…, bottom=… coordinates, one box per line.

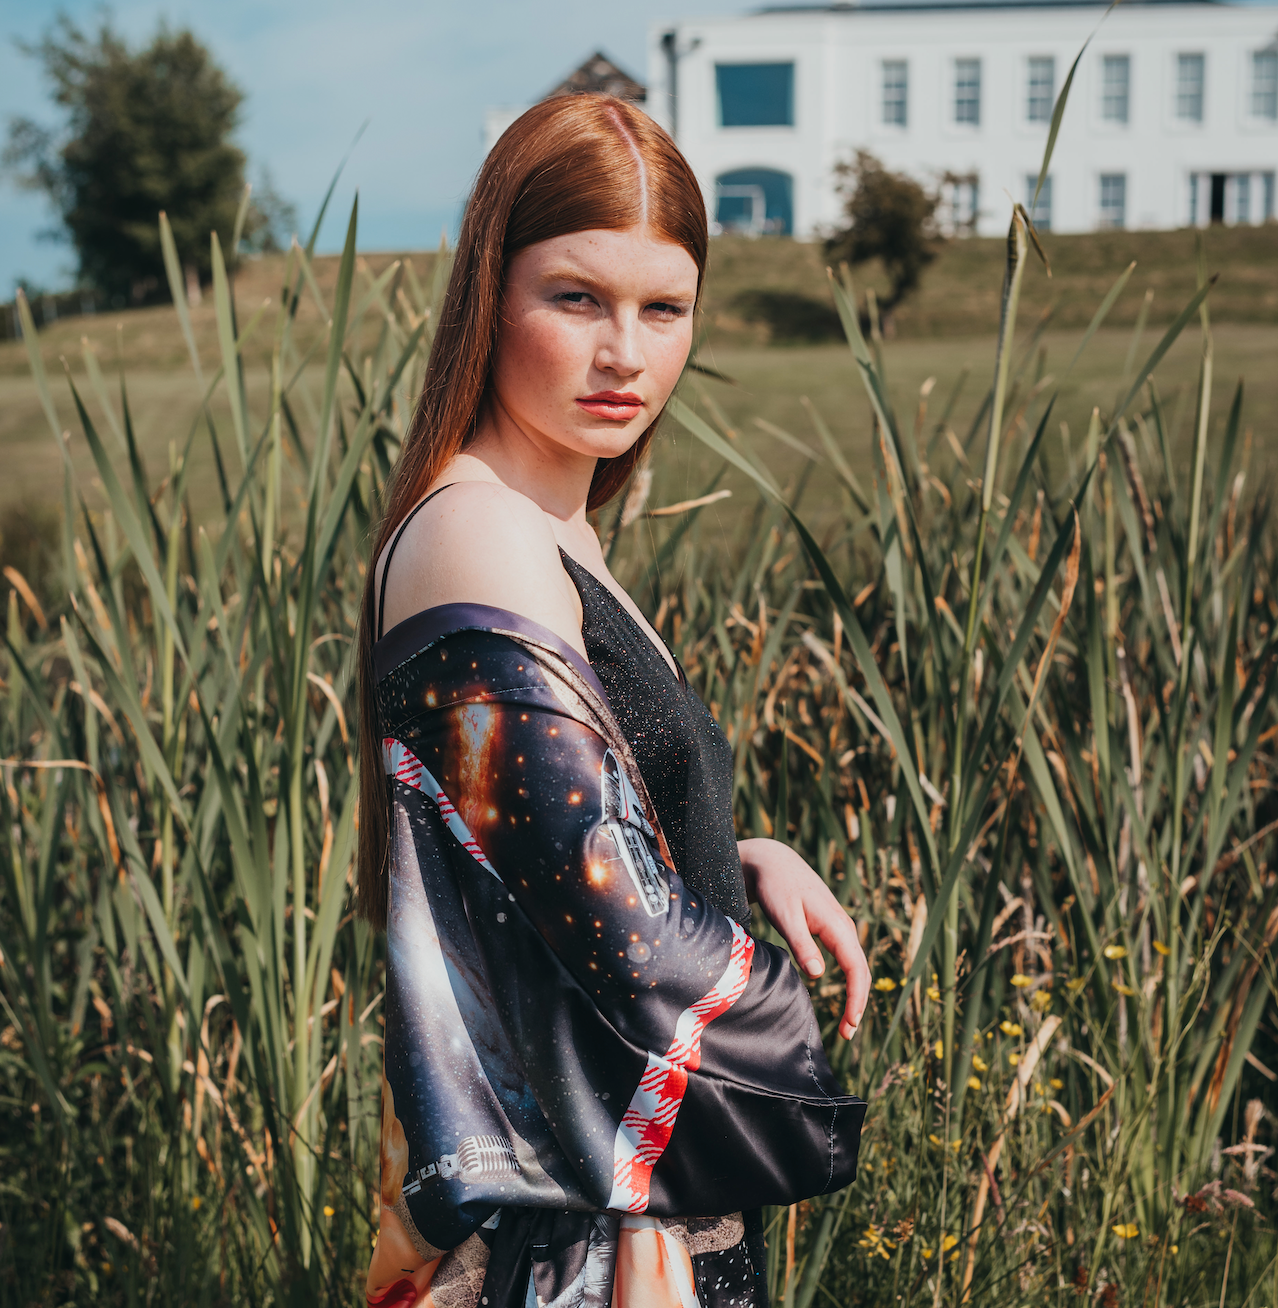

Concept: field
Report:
left=3, top=223, right=1277, bottom=533
left=1, top=199, right=1277, bottom=1308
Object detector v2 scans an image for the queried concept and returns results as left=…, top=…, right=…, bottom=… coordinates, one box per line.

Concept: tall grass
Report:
left=655, top=220, right=1278, bottom=1304
left=0, top=187, right=442, bottom=1304
left=2, top=95, right=1276, bottom=1308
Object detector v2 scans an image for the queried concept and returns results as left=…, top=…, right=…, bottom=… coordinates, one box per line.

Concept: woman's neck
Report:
left=459, top=398, right=603, bottom=559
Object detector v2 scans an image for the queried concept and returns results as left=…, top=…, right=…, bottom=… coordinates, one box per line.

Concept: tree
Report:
left=824, top=150, right=940, bottom=334
left=4, top=17, right=291, bottom=302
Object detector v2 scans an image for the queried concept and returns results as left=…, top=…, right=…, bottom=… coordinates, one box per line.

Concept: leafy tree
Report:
left=4, top=17, right=292, bottom=301
left=824, top=150, right=940, bottom=333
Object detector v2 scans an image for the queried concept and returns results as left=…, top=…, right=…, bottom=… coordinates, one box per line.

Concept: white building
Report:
left=643, top=1, right=1278, bottom=236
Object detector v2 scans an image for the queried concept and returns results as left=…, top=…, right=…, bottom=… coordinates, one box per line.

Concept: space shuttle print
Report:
left=600, top=748, right=669, bottom=917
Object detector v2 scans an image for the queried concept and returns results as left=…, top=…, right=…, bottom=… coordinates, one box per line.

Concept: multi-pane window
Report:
left=1235, top=174, right=1251, bottom=224
left=1101, top=54, right=1130, bottom=123
left=1027, top=56, right=1055, bottom=122
left=1099, top=173, right=1127, bottom=228
left=716, top=63, right=795, bottom=127
left=954, top=58, right=982, bottom=125
left=1252, top=50, right=1278, bottom=119
left=1026, top=174, right=1052, bottom=229
left=1176, top=53, right=1204, bottom=121
left=882, top=59, right=908, bottom=126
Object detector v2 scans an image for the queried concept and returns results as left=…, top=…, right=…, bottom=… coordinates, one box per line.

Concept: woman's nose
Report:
left=594, top=312, right=643, bottom=378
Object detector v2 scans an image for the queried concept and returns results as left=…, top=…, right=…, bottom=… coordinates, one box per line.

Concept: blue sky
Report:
left=0, top=0, right=751, bottom=293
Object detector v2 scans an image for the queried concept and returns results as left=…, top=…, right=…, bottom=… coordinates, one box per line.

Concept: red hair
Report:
left=356, top=94, right=709, bottom=928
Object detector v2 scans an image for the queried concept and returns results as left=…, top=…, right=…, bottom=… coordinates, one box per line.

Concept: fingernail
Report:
left=807, top=960, right=823, bottom=977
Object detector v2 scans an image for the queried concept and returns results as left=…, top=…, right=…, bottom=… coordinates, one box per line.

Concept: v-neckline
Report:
left=558, top=550, right=686, bottom=689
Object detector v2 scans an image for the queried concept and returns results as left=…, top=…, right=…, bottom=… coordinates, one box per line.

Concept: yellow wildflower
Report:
left=1153, top=940, right=1170, bottom=956
left=191, top=1197, right=202, bottom=1211
left=1170, top=1244, right=1178, bottom=1255
left=874, top=977, right=897, bottom=992
left=934, top=1039, right=944, bottom=1059
left=1113, top=983, right=1136, bottom=997
left=1066, top=977, right=1086, bottom=993
left=1103, top=944, right=1128, bottom=960
left=941, top=1234, right=959, bottom=1252
left=1030, top=990, right=1052, bottom=1013
left=950, top=1138, right=961, bottom=1151
left=921, top=1247, right=935, bottom=1260
left=858, top=1225, right=895, bottom=1260
left=1049, top=1078, right=1064, bottom=1090
left=323, top=1205, right=335, bottom=1218
left=971, top=1054, right=988, bottom=1073
left=928, top=1134, right=942, bottom=1146
left=1000, top=1021, right=1022, bottom=1037
left=1111, top=1223, right=1138, bottom=1239
left=1034, top=1082, right=1044, bottom=1094
left=1008, top=1052, right=1021, bottom=1067
left=967, top=1076, right=982, bottom=1090
left=926, top=985, right=941, bottom=1001
left=1011, top=974, right=1032, bottom=988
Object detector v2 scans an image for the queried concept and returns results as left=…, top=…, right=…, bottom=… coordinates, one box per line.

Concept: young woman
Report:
left=358, top=93, right=871, bottom=1308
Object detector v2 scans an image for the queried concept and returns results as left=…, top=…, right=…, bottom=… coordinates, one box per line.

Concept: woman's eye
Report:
left=556, top=292, right=591, bottom=306
left=647, top=302, right=686, bottom=318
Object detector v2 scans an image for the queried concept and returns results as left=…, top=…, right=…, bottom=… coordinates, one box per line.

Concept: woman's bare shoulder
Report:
left=375, top=482, right=584, bottom=654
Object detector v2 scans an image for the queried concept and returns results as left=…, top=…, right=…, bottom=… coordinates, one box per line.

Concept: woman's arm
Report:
left=738, top=838, right=871, bottom=1041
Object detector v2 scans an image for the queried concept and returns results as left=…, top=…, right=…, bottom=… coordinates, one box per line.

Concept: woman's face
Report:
left=488, top=225, right=699, bottom=466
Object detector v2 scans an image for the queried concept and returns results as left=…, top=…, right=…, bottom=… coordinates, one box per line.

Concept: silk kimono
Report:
left=372, top=604, right=864, bottom=1307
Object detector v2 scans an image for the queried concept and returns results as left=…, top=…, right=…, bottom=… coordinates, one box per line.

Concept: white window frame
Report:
left=1175, top=52, right=1205, bottom=123
left=953, top=56, right=982, bottom=128
left=1026, top=55, right=1055, bottom=124
left=1100, top=53, right=1130, bottom=125
left=1250, top=49, right=1278, bottom=121
left=1098, top=172, right=1127, bottom=229
left=881, top=59, right=909, bottom=128
left=1026, top=173, right=1052, bottom=229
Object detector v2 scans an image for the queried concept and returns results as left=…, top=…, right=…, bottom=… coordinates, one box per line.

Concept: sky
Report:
left=0, top=0, right=760, bottom=294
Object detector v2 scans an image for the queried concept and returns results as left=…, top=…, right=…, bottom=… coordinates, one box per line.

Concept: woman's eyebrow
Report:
left=537, top=267, right=694, bottom=301
left=537, top=266, right=608, bottom=292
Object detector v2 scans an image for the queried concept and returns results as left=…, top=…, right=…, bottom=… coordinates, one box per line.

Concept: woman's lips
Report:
left=576, top=391, right=644, bottom=421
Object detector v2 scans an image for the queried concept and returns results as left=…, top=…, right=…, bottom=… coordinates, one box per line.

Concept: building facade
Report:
left=644, top=1, right=1278, bottom=237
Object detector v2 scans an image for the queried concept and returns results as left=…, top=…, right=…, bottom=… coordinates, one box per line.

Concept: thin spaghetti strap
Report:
left=376, top=484, right=456, bottom=640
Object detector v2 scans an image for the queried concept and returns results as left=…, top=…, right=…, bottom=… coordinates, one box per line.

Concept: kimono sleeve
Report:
left=382, top=628, right=863, bottom=1222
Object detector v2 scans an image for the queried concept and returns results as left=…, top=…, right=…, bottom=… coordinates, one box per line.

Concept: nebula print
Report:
left=373, top=606, right=864, bottom=1306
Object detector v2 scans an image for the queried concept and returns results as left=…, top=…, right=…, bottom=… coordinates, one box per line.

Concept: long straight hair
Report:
left=355, top=94, right=709, bottom=928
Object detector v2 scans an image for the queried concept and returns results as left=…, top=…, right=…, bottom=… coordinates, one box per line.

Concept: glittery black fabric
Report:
left=559, top=551, right=751, bottom=926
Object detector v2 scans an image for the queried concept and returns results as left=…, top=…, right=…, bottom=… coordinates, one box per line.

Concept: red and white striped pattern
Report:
left=383, top=737, right=498, bottom=878
left=607, top=921, right=755, bottom=1213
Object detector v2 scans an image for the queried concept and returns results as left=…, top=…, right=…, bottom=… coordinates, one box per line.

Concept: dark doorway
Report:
left=1210, top=173, right=1227, bottom=223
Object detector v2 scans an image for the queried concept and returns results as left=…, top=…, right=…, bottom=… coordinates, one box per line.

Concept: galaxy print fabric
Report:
left=374, top=605, right=865, bottom=1306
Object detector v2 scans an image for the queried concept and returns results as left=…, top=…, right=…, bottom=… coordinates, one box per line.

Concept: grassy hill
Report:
left=1, top=224, right=1274, bottom=538
left=701, top=223, right=1278, bottom=344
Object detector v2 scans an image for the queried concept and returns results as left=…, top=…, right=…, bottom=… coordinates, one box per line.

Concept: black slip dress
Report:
left=557, top=550, right=750, bottom=925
